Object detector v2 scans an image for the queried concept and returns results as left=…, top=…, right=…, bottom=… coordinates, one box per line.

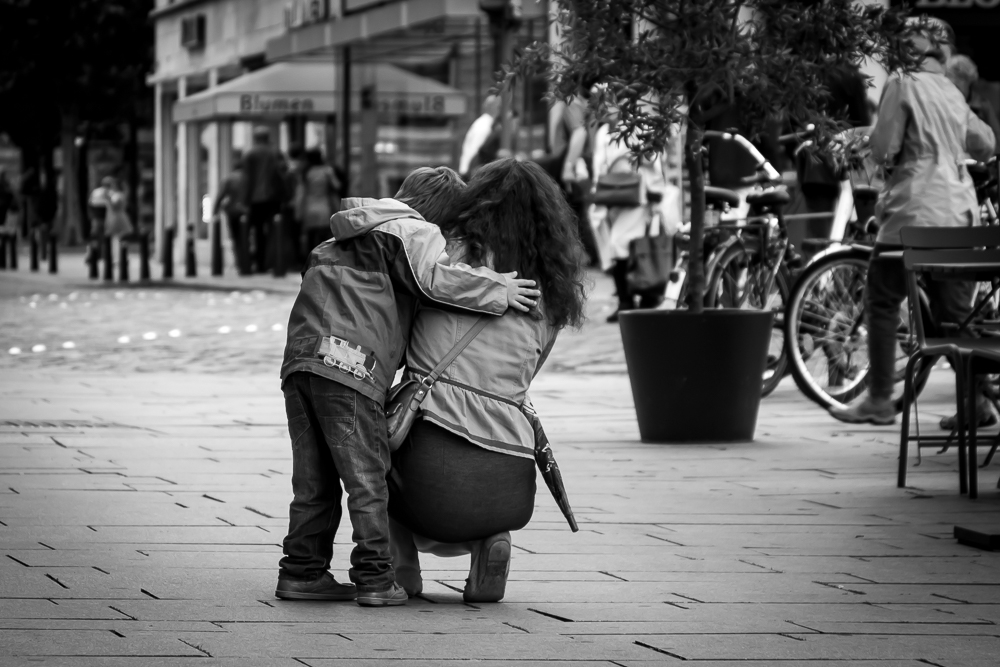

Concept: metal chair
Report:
left=899, top=225, right=1000, bottom=497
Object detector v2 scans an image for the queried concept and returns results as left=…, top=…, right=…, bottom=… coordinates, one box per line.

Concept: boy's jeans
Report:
left=279, top=372, right=394, bottom=592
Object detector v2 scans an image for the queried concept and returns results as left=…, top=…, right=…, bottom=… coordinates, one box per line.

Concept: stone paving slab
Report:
left=4, top=276, right=1000, bottom=664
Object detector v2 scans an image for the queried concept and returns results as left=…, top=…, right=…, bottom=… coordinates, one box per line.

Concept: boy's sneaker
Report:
left=275, top=572, right=356, bottom=601
left=464, top=531, right=511, bottom=603
left=357, top=583, right=408, bottom=607
left=828, top=394, right=895, bottom=425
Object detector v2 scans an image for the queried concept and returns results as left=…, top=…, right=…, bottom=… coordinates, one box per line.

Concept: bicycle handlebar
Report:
left=703, top=130, right=782, bottom=182
left=777, top=124, right=816, bottom=145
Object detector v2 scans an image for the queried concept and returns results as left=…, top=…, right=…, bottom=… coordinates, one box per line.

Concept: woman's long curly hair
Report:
left=440, top=158, right=588, bottom=329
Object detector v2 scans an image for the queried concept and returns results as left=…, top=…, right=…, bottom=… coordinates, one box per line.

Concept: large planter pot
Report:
left=619, top=309, right=774, bottom=443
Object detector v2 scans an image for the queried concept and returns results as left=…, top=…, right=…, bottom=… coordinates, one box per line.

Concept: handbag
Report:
left=626, top=212, right=672, bottom=292
left=590, top=155, right=642, bottom=208
left=385, top=316, right=490, bottom=452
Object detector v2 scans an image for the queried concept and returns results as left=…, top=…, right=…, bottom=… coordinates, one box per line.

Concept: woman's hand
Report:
left=503, top=271, right=541, bottom=312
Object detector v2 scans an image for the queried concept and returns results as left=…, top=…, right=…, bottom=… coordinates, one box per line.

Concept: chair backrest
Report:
left=900, top=225, right=1000, bottom=346
left=900, top=225, right=1000, bottom=249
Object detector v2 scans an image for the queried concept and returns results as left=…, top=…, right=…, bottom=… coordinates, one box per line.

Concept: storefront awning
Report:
left=265, top=0, right=545, bottom=63
left=173, top=61, right=467, bottom=123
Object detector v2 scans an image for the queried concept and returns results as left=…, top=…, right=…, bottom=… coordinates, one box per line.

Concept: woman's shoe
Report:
left=939, top=403, right=998, bottom=431
left=464, top=531, right=511, bottom=603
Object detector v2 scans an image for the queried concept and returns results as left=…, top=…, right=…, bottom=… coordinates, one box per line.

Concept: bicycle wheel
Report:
left=705, top=241, right=790, bottom=397
left=785, top=247, right=931, bottom=411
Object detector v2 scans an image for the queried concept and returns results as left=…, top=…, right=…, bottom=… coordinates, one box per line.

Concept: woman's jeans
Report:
left=279, top=372, right=394, bottom=592
left=866, top=245, right=975, bottom=400
left=388, top=420, right=535, bottom=544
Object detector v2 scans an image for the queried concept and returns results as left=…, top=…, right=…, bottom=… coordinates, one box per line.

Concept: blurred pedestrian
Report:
left=300, top=148, right=341, bottom=253
left=85, top=176, right=113, bottom=265
left=103, top=177, right=133, bottom=240
left=285, top=144, right=307, bottom=270
left=946, top=55, right=1000, bottom=155
left=213, top=153, right=248, bottom=273
left=829, top=16, right=996, bottom=426
left=242, top=127, right=287, bottom=273
left=591, top=115, right=680, bottom=322
left=0, top=169, right=18, bottom=230
left=458, top=95, right=501, bottom=179
left=547, top=88, right=600, bottom=267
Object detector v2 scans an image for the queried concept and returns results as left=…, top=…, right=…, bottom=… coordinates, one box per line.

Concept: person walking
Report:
left=85, top=177, right=114, bottom=267
left=0, top=169, right=18, bottom=230
left=213, top=154, right=249, bottom=274
left=591, top=115, right=680, bottom=322
left=829, top=17, right=996, bottom=426
left=300, top=148, right=341, bottom=253
left=242, top=127, right=287, bottom=273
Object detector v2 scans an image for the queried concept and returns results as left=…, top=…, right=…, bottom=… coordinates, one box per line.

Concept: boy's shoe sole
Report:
left=275, top=589, right=357, bottom=601
left=464, top=532, right=511, bottom=603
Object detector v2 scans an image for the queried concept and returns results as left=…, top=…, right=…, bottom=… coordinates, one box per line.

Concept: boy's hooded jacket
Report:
left=280, top=198, right=511, bottom=404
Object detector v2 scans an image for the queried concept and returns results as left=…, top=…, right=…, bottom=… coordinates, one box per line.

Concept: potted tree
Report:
left=506, top=0, right=916, bottom=442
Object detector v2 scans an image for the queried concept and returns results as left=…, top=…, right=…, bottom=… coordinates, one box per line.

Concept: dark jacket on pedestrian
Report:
left=242, top=144, right=287, bottom=207
left=280, top=198, right=513, bottom=405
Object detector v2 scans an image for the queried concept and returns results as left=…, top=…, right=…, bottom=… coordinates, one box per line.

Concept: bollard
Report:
left=8, top=232, right=17, bottom=270
left=0, top=234, right=7, bottom=270
left=185, top=223, right=197, bottom=277
left=139, top=230, right=151, bottom=281
left=47, top=233, right=57, bottom=274
left=238, top=215, right=251, bottom=276
left=118, top=240, right=129, bottom=282
left=211, top=215, right=223, bottom=276
left=163, top=227, right=174, bottom=279
left=102, top=236, right=113, bottom=281
left=271, top=213, right=286, bottom=278
left=29, top=230, right=39, bottom=272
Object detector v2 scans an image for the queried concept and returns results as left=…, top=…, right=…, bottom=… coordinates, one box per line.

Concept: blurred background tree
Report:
left=0, top=0, right=154, bottom=243
left=507, top=0, right=918, bottom=312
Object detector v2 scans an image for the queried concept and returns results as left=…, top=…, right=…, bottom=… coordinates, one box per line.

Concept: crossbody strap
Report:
left=424, top=316, right=491, bottom=384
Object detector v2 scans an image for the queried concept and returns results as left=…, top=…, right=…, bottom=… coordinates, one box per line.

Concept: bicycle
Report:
left=699, top=130, right=799, bottom=397
left=785, top=153, right=999, bottom=412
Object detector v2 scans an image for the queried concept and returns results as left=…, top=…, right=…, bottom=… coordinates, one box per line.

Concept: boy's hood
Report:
left=329, top=197, right=424, bottom=242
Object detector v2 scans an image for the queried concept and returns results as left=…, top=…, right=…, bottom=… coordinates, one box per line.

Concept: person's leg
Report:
left=276, top=373, right=356, bottom=601
left=309, top=376, right=401, bottom=604
left=389, top=421, right=535, bottom=602
left=608, top=259, right=633, bottom=322
left=829, top=248, right=907, bottom=424
left=388, top=517, right=423, bottom=596
left=926, top=277, right=996, bottom=427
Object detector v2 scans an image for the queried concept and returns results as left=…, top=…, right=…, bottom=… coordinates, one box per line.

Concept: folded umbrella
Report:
left=522, top=402, right=578, bottom=532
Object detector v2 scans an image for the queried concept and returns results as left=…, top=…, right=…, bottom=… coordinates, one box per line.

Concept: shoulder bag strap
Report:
left=424, top=316, right=491, bottom=384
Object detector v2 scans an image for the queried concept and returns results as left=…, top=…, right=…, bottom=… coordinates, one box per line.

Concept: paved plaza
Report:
left=2, top=256, right=1000, bottom=665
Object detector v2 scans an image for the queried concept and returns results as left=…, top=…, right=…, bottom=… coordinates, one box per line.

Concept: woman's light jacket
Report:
left=405, top=246, right=557, bottom=460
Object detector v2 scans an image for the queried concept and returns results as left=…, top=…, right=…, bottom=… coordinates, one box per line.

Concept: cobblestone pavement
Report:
left=2, top=251, right=1000, bottom=665
left=0, top=255, right=622, bottom=376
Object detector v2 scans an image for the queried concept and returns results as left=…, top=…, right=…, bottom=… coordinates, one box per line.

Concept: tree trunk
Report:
left=60, top=112, right=84, bottom=246
left=684, top=122, right=706, bottom=314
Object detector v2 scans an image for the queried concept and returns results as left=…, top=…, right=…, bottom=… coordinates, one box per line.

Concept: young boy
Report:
left=276, top=167, right=539, bottom=607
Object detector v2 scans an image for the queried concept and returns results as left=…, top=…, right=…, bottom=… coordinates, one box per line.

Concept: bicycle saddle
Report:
left=704, top=186, right=740, bottom=209
left=745, top=187, right=790, bottom=207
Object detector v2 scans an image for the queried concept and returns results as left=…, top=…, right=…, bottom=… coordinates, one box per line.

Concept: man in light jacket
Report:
left=830, top=18, right=996, bottom=426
